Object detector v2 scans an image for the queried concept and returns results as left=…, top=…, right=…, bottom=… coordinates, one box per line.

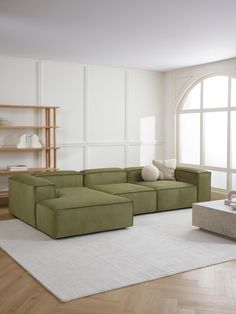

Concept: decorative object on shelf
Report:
left=31, top=134, right=42, bottom=148
left=0, top=117, right=9, bottom=125
left=224, top=190, right=236, bottom=209
left=17, top=134, right=42, bottom=149
left=17, top=134, right=27, bottom=148
left=7, top=164, right=28, bottom=171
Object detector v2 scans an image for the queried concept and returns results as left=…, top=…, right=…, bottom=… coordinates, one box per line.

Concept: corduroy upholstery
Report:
left=90, top=183, right=156, bottom=215
left=9, top=166, right=211, bottom=238
left=83, top=169, right=156, bottom=214
left=36, top=187, right=133, bottom=238
left=126, top=166, right=211, bottom=211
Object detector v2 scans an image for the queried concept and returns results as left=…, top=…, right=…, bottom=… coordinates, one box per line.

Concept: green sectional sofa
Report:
left=9, top=166, right=211, bottom=239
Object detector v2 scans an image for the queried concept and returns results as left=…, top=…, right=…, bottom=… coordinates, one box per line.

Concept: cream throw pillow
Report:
left=152, top=159, right=176, bottom=181
left=141, top=165, right=159, bottom=182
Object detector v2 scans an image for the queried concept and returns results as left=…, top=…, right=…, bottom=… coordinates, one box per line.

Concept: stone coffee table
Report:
left=192, top=200, right=236, bottom=239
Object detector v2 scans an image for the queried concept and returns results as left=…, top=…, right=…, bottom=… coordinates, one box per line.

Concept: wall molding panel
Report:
left=59, top=141, right=163, bottom=147
left=0, top=56, right=164, bottom=174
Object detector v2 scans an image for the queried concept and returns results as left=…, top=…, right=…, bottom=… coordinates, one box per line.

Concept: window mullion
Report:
left=227, top=77, right=231, bottom=191
left=176, top=113, right=180, bottom=163
left=200, top=81, right=204, bottom=167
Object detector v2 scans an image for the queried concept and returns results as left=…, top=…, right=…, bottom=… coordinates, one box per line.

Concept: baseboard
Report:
left=211, top=191, right=227, bottom=200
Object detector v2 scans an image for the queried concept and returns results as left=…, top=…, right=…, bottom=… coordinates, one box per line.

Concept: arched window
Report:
left=177, top=75, right=236, bottom=192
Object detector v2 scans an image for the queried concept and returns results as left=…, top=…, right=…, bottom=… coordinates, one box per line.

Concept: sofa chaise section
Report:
left=36, top=187, right=133, bottom=239
left=9, top=172, right=133, bottom=239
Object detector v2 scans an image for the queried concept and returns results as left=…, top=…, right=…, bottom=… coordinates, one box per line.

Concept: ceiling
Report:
left=0, top=0, right=236, bottom=71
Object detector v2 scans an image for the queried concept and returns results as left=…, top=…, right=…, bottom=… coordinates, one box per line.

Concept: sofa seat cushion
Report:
left=91, top=183, right=156, bottom=215
left=41, top=187, right=131, bottom=210
left=36, top=187, right=133, bottom=238
left=136, top=180, right=194, bottom=190
left=136, top=180, right=197, bottom=211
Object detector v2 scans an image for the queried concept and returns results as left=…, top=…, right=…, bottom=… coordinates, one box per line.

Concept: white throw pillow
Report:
left=152, top=159, right=177, bottom=181
left=141, top=165, right=159, bottom=182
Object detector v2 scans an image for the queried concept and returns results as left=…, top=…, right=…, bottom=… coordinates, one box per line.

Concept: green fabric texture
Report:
left=91, top=183, right=157, bottom=214
left=157, top=186, right=197, bottom=211
left=42, top=187, right=131, bottom=210
left=9, top=175, right=56, bottom=227
left=9, top=173, right=55, bottom=187
left=136, top=180, right=197, bottom=211
left=81, top=168, right=122, bottom=174
left=125, top=167, right=143, bottom=183
left=36, top=202, right=133, bottom=239
left=33, top=171, right=83, bottom=188
left=136, top=180, right=194, bottom=190
left=56, top=186, right=86, bottom=197
left=34, top=170, right=78, bottom=176
left=8, top=165, right=211, bottom=238
left=175, top=166, right=211, bottom=202
left=82, top=168, right=127, bottom=186
left=36, top=188, right=133, bottom=238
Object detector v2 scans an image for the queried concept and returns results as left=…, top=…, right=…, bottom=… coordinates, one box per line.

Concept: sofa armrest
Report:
left=9, top=174, right=56, bottom=227
left=175, top=166, right=211, bottom=202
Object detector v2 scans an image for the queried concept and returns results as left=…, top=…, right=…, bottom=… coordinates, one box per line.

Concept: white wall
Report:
left=163, top=58, right=236, bottom=159
left=0, top=56, right=164, bottom=191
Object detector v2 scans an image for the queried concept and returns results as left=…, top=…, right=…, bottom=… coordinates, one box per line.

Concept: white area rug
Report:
left=0, top=209, right=236, bottom=302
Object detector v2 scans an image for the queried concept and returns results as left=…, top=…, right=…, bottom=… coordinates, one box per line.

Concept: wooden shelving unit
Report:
left=0, top=191, right=8, bottom=198
left=0, top=147, right=59, bottom=151
left=0, top=126, right=58, bottom=129
left=0, top=104, right=60, bottom=198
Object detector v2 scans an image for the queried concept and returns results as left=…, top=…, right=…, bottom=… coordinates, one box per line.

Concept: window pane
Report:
left=211, top=171, right=227, bottom=189
left=231, top=78, right=236, bottom=107
left=204, top=112, right=227, bottom=167
left=182, top=83, right=201, bottom=110
left=179, top=113, right=200, bottom=164
left=203, top=76, right=228, bottom=108
left=232, top=174, right=236, bottom=190
left=231, top=111, right=236, bottom=168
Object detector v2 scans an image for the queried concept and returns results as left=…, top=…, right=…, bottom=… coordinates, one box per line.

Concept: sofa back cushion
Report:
left=82, top=168, right=127, bottom=186
left=33, top=171, right=83, bottom=188
left=126, top=167, right=143, bottom=183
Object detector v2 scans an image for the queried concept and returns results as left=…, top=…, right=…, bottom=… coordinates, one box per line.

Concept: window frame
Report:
left=176, top=74, right=236, bottom=192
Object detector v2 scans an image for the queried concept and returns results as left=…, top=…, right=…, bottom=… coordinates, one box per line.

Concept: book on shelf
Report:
left=6, top=165, right=28, bottom=171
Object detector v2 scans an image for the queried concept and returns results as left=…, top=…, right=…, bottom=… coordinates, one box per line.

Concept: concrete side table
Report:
left=192, top=200, right=236, bottom=239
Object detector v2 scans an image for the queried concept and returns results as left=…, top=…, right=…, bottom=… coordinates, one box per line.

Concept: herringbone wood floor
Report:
left=1, top=206, right=236, bottom=314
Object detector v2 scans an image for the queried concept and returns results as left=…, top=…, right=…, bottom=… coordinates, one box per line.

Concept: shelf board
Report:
left=0, top=147, right=43, bottom=152
left=0, top=125, right=59, bottom=129
left=0, top=191, right=8, bottom=198
left=0, top=147, right=60, bottom=151
left=0, top=167, right=56, bottom=176
left=0, top=104, right=59, bottom=109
